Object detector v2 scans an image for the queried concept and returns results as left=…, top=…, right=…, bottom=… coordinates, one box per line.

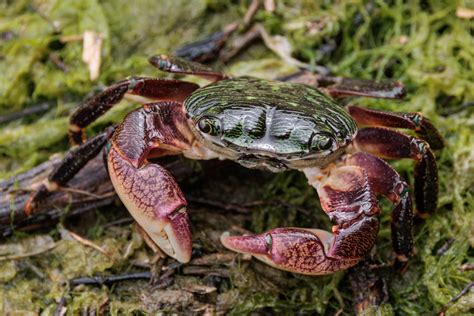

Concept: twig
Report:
left=348, top=257, right=390, bottom=315
left=184, top=284, right=217, bottom=295
left=49, top=53, right=69, bottom=72
left=0, top=155, right=195, bottom=238
left=436, top=238, right=455, bottom=256
left=69, top=272, right=152, bottom=287
left=0, top=102, right=52, bottom=124
left=151, top=268, right=175, bottom=290
left=182, top=266, right=230, bottom=278
left=459, top=263, right=474, bottom=271
left=99, top=297, right=109, bottom=315
left=438, top=282, right=474, bottom=315
left=53, top=296, right=67, bottom=316
left=102, top=217, right=133, bottom=228
left=21, top=260, right=47, bottom=279
left=60, top=187, right=114, bottom=199
left=69, top=259, right=186, bottom=288
left=220, top=25, right=261, bottom=63
left=190, top=253, right=236, bottom=266
left=187, top=196, right=253, bottom=213
left=67, top=230, right=113, bottom=259
left=187, top=196, right=312, bottom=217
left=244, top=0, right=261, bottom=27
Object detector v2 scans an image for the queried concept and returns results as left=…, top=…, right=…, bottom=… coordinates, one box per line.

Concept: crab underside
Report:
left=25, top=55, right=443, bottom=275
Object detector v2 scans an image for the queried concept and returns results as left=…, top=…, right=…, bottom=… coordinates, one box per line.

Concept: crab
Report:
left=25, top=55, right=444, bottom=275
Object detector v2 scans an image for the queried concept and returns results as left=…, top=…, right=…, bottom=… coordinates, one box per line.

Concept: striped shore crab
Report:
left=26, top=55, right=444, bottom=275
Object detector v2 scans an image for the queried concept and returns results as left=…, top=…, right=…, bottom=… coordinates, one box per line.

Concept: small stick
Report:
left=182, top=266, right=230, bottom=278
left=220, top=25, right=261, bottom=63
left=69, top=271, right=152, bottom=286
left=459, top=263, right=474, bottom=271
left=49, top=53, right=69, bottom=72
left=0, top=155, right=195, bottom=238
left=60, top=187, right=114, bottom=199
left=187, top=196, right=252, bottom=213
left=244, top=0, right=261, bottom=27
left=438, top=282, right=474, bottom=315
left=348, top=257, right=389, bottom=315
left=53, top=296, right=67, bottom=316
left=436, top=238, right=455, bottom=256
left=67, top=229, right=113, bottom=259
left=190, top=253, right=236, bottom=266
left=0, top=102, right=52, bottom=124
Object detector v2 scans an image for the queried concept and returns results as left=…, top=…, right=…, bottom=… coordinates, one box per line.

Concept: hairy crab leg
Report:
left=353, top=127, right=438, bottom=216
left=276, top=71, right=406, bottom=99
left=344, top=152, right=414, bottom=270
left=222, top=163, right=380, bottom=275
left=317, top=76, right=406, bottom=99
left=107, top=101, right=194, bottom=263
left=348, top=105, right=444, bottom=150
left=174, top=23, right=239, bottom=63
left=24, top=128, right=114, bottom=214
left=149, top=55, right=229, bottom=81
left=69, top=78, right=199, bottom=145
left=321, top=77, right=405, bottom=99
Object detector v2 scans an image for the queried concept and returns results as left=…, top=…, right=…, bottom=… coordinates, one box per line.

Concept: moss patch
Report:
left=0, top=0, right=472, bottom=314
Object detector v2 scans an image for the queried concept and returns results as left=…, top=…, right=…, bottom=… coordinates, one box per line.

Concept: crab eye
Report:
left=310, top=134, right=333, bottom=151
left=197, top=116, right=222, bottom=136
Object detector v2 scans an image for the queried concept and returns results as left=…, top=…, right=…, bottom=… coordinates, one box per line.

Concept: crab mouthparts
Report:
left=237, top=154, right=288, bottom=172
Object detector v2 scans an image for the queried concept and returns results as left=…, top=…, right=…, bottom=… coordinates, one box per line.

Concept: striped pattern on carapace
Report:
left=184, top=77, right=357, bottom=159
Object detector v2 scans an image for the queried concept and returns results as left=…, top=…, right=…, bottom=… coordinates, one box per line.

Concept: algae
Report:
left=0, top=0, right=473, bottom=314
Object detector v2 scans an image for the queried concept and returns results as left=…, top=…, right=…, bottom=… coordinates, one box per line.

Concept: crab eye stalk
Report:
left=310, top=134, right=333, bottom=151
left=197, top=116, right=222, bottom=136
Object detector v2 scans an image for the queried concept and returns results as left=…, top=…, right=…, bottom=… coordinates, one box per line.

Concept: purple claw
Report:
left=108, top=146, right=192, bottom=263
left=221, top=228, right=358, bottom=275
left=222, top=164, right=382, bottom=275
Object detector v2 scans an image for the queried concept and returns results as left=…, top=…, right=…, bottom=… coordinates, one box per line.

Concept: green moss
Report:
left=0, top=118, right=68, bottom=158
left=0, top=261, right=17, bottom=283
left=0, top=0, right=472, bottom=314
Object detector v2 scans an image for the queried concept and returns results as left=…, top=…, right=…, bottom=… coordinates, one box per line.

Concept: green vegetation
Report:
left=1, top=0, right=472, bottom=314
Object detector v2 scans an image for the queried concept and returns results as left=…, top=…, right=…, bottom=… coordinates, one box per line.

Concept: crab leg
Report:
left=322, top=77, right=406, bottom=100
left=149, top=55, right=229, bottom=81
left=107, top=101, right=194, bottom=262
left=348, top=105, right=444, bottom=150
left=222, top=163, right=380, bottom=275
left=344, top=152, right=414, bottom=268
left=69, top=78, right=199, bottom=145
left=353, top=127, right=438, bottom=216
left=277, top=70, right=406, bottom=100
left=24, top=128, right=113, bottom=214
left=174, top=23, right=239, bottom=63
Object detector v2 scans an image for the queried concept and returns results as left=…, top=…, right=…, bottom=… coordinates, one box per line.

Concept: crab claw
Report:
left=140, top=206, right=192, bottom=263
left=221, top=228, right=358, bottom=275
left=108, top=146, right=192, bottom=263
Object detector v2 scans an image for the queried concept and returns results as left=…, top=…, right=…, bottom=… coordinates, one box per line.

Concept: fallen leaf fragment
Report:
left=82, top=31, right=103, bottom=81
left=0, top=235, right=56, bottom=261
left=456, top=7, right=474, bottom=19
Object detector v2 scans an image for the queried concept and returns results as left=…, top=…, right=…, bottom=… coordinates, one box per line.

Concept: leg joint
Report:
left=409, top=137, right=430, bottom=160
left=403, top=112, right=423, bottom=130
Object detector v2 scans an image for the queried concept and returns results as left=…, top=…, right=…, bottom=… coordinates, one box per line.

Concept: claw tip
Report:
left=220, top=231, right=232, bottom=248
